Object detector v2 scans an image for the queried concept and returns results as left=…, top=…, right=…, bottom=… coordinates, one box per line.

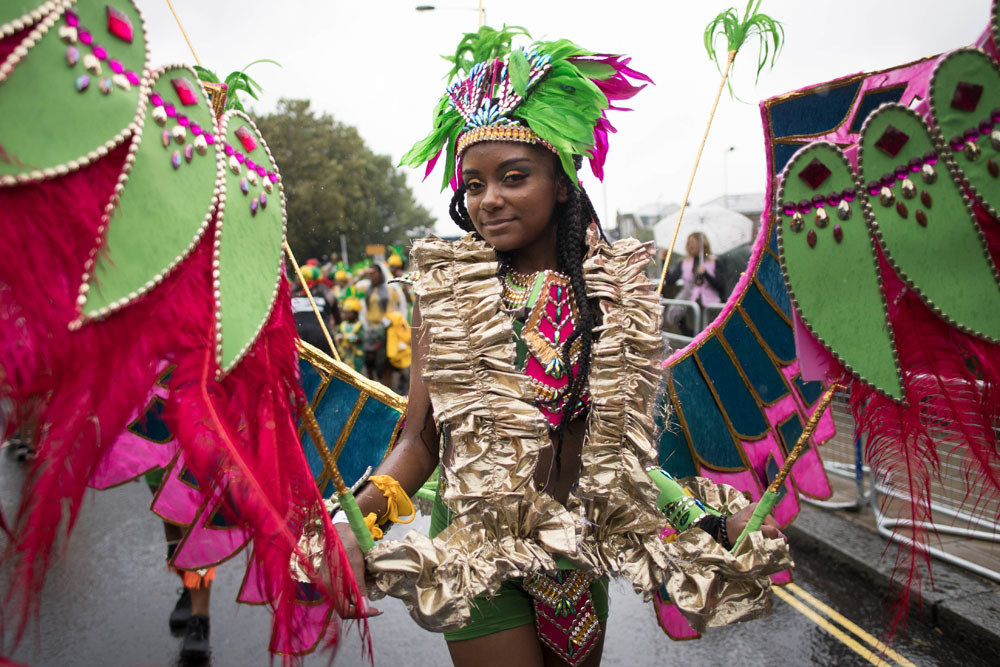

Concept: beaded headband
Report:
left=455, top=125, right=556, bottom=158
left=400, top=26, right=652, bottom=190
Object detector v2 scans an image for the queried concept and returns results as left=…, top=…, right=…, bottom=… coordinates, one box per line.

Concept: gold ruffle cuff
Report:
left=364, top=233, right=791, bottom=632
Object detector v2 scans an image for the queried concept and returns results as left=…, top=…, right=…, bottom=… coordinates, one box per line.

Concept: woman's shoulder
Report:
left=411, top=234, right=494, bottom=274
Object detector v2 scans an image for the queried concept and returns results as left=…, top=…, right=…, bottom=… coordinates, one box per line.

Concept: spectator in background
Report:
left=661, top=232, right=725, bottom=337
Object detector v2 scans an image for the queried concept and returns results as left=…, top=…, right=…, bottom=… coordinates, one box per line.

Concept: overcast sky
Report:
left=141, top=1, right=988, bottom=236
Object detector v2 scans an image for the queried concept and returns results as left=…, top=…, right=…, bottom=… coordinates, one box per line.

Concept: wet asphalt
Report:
left=0, top=450, right=992, bottom=667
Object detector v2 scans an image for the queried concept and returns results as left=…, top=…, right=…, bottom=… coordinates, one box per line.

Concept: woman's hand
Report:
left=334, top=522, right=382, bottom=618
left=725, top=503, right=786, bottom=544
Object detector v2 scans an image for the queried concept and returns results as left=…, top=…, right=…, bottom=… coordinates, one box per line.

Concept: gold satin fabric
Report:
left=364, top=232, right=791, bottom=633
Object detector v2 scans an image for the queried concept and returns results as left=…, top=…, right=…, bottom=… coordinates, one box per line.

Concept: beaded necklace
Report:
left=501, top=270, right=588, bottom=427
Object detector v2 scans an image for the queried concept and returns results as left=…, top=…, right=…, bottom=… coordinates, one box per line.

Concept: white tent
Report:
left=652, top=205, right=754, bottom=255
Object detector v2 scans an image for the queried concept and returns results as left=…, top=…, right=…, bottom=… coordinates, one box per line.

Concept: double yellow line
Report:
left=773, top=582, right=916, bottom=667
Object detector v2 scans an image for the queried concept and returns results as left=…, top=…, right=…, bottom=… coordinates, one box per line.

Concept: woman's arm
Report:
left=336, top=299, right=438, bottom=613
left=355, top=298, right=438, bottom=515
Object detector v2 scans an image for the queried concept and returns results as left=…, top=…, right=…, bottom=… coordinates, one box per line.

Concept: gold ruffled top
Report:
left=365, top=232, right=790, bottom=632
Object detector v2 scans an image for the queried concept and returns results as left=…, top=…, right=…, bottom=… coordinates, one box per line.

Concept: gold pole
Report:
left=768, top=384, right=843, bottom=494
left=283, top=240, right=342, bottom=363
left=657, top=49, right=737, bottom=294
left=164, top=0, right=202, bottom=67
left=300, top=399, right=349, bottom=496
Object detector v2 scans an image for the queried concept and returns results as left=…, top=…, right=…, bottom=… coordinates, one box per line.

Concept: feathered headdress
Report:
left=400, top=26, right=652, bottom=189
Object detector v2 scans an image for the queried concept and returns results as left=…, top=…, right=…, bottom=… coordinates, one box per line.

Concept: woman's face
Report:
left=461, top=141, right=567, bottom=257
left=686, top=234, right=702, bottom=257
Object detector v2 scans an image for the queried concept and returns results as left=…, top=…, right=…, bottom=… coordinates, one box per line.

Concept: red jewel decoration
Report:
left=65, top=11, right=80, bottom=27
left=921, top=190, right=932, bottom=208
left=106, top=6, right=134, bottom=44
left=896, top=201, right=909, bottom=219
left=950, top=81, right=984, bottom=112
left=915, top=210, right=928, bottom=227
left=833, top=224, right=843, bottom=243
left=798, top=157, right=832, bottom=190
left=806, top=229, right=817, bottom=248
left=171, top=77, right=200, bottom=106
left=109, top=59, right=124, bottom=74
left=874, top=124, right=910, bottom=158
left=126, top=70, right=140, bottom=86
left=92, top=45, right=107, bottom=60
left=205, top=133, right=215, bottom=145
left=235, top=125, right=258, bottom=153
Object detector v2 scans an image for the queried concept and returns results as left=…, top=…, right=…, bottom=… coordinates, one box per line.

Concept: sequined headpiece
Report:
left=400, top=26, right=652, bottom=189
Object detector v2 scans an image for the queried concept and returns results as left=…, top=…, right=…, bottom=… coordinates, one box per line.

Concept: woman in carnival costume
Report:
left=335, top=27, right=790, bottom=666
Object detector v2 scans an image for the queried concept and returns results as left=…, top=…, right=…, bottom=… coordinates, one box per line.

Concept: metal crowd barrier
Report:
left=659, top=298, right=702, bottom=334
left=806, top=390, right=1000, bottom=584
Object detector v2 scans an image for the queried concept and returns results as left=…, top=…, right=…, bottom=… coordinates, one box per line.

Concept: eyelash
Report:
left=465, top=171, right=527, bottom=194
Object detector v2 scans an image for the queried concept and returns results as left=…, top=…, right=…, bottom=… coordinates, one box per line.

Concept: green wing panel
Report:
left=215, top=111, right=285, bottom=375
left=777, top=143, right=903, bottom=400
left=930, top=49, right=1000, bottom=218
left=80, top=65, right=220, bottom=321
left=0, top=0, right=147, bottom=182
left=0, top=1, right=58, bottom=32
left=859, top=104, right=1000, bottom=342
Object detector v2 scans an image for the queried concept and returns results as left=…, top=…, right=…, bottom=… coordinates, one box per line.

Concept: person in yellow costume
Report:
left=335, top=294, right=365, bottom=373
left=332, top=268, right=351, bottom=303
left=362, top=262, right=409, bottom=386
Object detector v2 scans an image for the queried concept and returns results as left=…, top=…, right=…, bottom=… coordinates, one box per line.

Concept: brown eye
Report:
left=465, top=179, right=485, bottom=193
left=503, top=170, right=527, bottom=183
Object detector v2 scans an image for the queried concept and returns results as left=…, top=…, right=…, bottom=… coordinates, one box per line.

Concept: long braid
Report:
left=449, top=184, right=475, bottom=233
left=552, top=184, right=596, bottom=472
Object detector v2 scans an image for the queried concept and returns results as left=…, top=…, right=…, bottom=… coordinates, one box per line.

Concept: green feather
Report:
left=571, top=60, right=616, bottom=81
left=441, top=121, right=463, bottom=190
left=509, top=48, right=530, bottom=98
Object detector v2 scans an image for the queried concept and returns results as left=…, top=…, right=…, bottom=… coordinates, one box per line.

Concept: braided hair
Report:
left=448, top=155, right=602, bottom=470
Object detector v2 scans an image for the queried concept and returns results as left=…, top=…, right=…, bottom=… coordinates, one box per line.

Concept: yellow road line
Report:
left=785, top=583, right=916, bottom=667
left=773, top=587, right=890, bottom=667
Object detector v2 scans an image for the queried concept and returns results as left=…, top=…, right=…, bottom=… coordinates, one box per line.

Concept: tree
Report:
left=254, top=99, right=435, bottom=263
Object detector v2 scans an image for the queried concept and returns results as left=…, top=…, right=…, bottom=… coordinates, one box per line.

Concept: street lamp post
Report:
left=722, top=145, right=735, bottom=209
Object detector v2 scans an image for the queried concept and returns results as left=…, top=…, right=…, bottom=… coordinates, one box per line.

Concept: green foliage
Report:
left=703, top=0, right=784, bottom=95
left=193, top=59, right=281, bottom=113
left=254, top=100, right=435, bottom=263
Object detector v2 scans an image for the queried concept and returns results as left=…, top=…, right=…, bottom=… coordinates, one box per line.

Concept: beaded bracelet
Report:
left=696, top=514, right=732, bottom=550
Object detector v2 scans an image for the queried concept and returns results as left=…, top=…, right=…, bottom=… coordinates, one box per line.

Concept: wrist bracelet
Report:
left=719, top=515, right=731, bottom=550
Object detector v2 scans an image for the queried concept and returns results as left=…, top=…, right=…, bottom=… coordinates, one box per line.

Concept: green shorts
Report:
left=429, top=486, right=610, bottom=642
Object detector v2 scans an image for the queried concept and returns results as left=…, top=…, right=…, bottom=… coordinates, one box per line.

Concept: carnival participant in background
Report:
left=362, top=262, right=408, bottom=386
left=333, top=27, right=789, bottom=667
left=332, top=265, right=351, bottom=304
left=335, top=291, right=366, bottom=373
